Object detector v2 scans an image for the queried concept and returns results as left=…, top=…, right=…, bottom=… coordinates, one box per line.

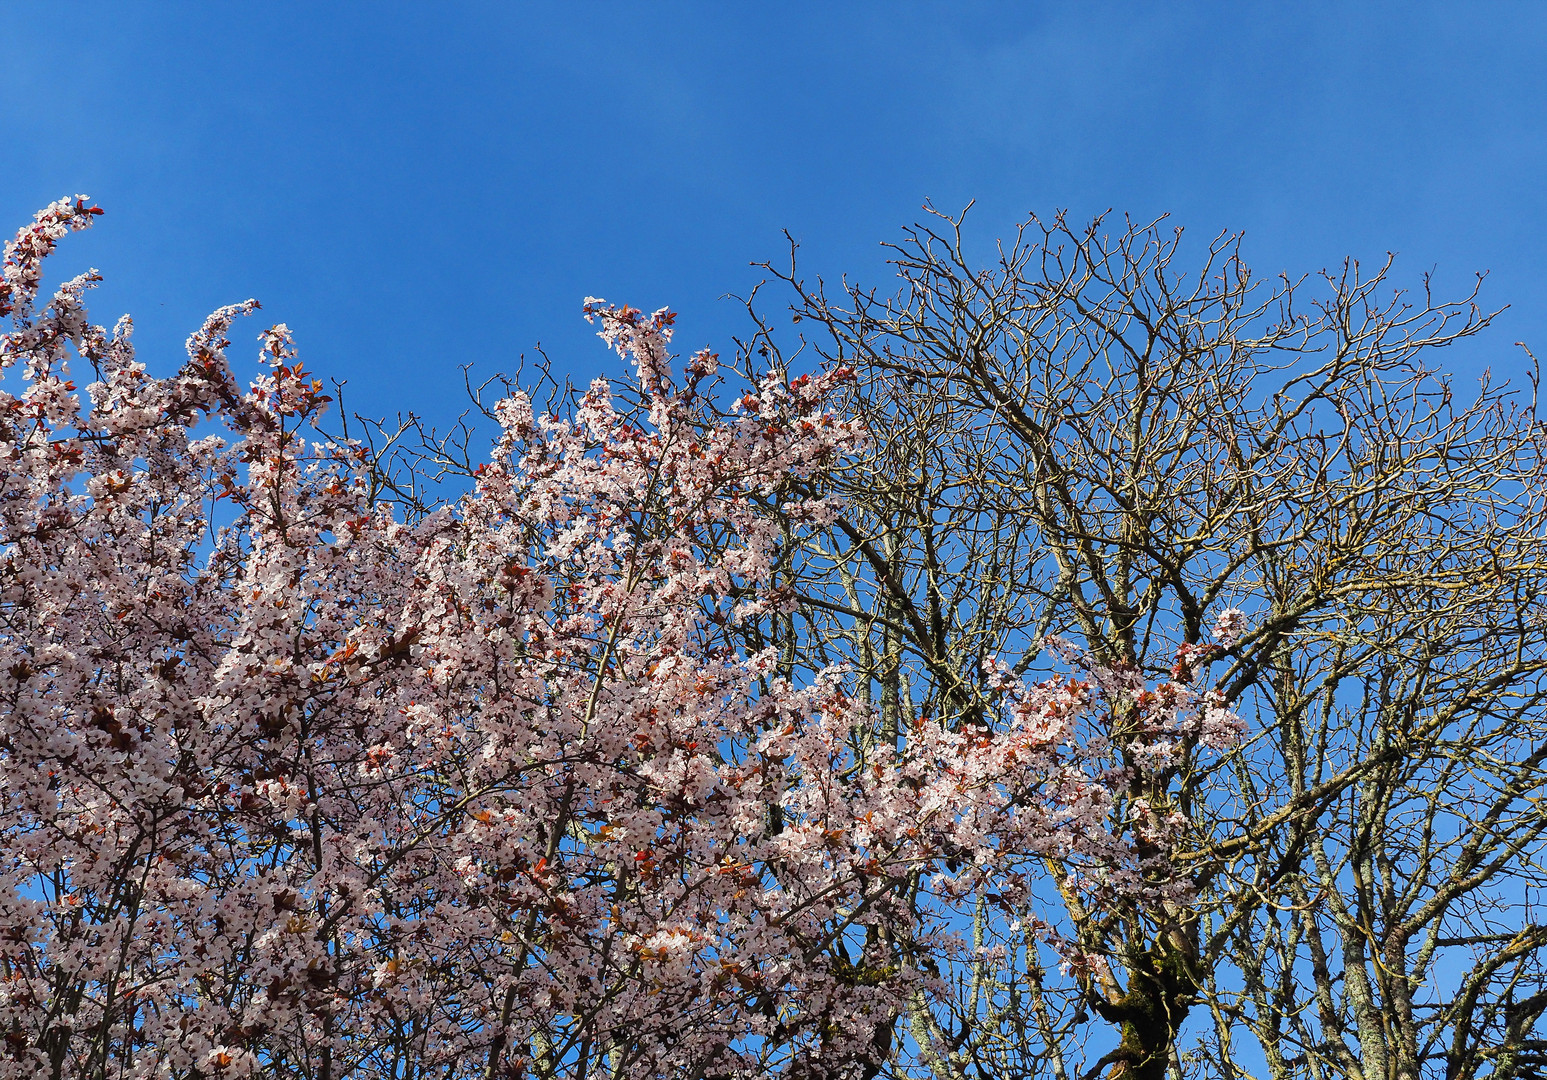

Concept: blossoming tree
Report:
left=0, top=200, right=1243, bottom=1080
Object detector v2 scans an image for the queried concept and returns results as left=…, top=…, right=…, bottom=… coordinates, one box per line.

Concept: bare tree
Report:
left=731, top=209, right=1547, bottom=1080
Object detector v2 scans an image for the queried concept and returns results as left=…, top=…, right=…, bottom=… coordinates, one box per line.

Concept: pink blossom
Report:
left=1212, top=606, right=1248, bottom=648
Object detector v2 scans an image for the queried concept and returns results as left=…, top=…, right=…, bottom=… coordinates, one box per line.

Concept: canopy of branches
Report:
left=3, top=199, right=1545, bottom=1080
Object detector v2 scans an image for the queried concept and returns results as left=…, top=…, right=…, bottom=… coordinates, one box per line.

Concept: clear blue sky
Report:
left=7, top=3, right=1546, bottom=425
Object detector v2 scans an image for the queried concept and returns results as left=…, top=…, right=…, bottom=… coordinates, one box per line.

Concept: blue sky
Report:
left=7, top=3, right=1547, bottom=425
